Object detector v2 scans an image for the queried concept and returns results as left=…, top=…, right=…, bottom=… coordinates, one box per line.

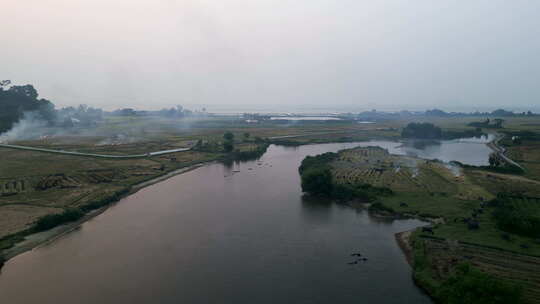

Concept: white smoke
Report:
left=0, top=112, right=49, bottom=144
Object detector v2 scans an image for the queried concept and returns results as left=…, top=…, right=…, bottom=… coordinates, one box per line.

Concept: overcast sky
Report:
left=3, top=0, right=540, bottom=112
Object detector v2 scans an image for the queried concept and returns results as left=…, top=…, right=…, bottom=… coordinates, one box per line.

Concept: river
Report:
left=0, top=139, right=493, bottom=303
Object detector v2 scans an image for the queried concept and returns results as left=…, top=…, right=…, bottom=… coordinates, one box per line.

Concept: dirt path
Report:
left=487, top=133, right=525, bottom=170
left=0, top=143, right=191, bottom=159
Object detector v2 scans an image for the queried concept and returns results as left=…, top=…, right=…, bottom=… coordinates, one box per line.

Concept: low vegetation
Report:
left=492, top=194, right=540, bottom=238
left=413, top=236, right=525, bottom=304
left=437, top=263, right=522, bottom=304
left=34, top=208, right=85, bottom=232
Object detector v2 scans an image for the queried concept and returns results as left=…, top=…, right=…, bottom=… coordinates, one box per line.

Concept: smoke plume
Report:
left=0, top=112, right=49, bottom=144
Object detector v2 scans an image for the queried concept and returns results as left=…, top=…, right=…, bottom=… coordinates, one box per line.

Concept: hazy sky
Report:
left=3, top=0, right=540, bottom=112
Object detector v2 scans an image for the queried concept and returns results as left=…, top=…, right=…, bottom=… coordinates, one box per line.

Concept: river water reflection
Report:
left=0, top=139, right=492, bottom=303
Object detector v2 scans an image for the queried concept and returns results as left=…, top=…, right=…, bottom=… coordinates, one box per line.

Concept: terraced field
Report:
left=331, top=146, right=488, bottom=200
left=0, top=148, right=219, bottom=239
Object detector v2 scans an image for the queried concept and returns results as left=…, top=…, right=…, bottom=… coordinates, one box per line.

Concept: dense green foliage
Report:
left=402, top=123, right=443, bottom=139
left=33, top=188, right=133, bottom=232
left=33, top=208, right=84, bottom=232
left=80, top=188, right=132, bottom=212
left=402, top=122, right=484, bottom=140
left=223, top=132, right=234, bottom=141
left=299, top=152, right=338, bottom=195
left=335, top=184, right=393, bottom=201
left=492, top=194, right=540, bottom=238
left=223, top=132, right=235, bottom=152
left=301, top=166, right=334, bottom=195
left=223, top=141, right=234, bottom=152
left=298, top=152, right=338, bottom=174
left=0, top=82, right=55, bottom=133
left=225, top=143, right=269, bottom=161
left=437, top=264, right=523, bottom=304
left=368, top=201, right=396, bottom=213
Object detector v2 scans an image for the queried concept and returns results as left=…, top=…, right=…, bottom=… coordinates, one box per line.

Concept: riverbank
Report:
left=0, top=142, right=272, bottom=270
left=0, top=161, right=208, bottom=270
left=395, top=230, right=415, bottom=265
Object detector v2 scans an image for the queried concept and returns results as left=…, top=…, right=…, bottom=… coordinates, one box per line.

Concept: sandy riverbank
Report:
left=395, top=230, right=415, bottom=266
left=0, top=162, right=208, bottom=267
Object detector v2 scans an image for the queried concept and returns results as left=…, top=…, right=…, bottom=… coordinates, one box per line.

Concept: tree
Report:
left=301, top=167, right=333, bottom=196
left=244, top=132, right=250, bottom=139
left=489, top=153, right=501, bottom=167
left=401, top=122, right=442, bottom=139
left=223, top=132, right=234, bottom=141
left=0, top=82, right=56, bottom=133
left=223, top=132, right=235, bottom=152
left=9, top=84, right=38, bottom=99
left=223, top=141, right=234, bottom=152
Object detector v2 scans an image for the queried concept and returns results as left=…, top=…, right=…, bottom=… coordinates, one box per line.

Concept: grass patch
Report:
left=377, top=193, right=475, bottom=219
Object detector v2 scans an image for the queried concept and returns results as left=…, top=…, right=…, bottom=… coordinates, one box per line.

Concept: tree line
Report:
left=401, top=122, right=485, bottom=140
left=0, top=80, right=55, bottom=133
left=0, top=80, right=106, bottom=133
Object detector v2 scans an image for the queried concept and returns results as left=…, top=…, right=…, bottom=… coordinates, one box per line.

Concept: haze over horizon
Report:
left=3, top=0, right=540, bottom=112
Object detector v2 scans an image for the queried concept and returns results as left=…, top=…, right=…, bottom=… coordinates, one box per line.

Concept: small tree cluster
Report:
left=401, top=122, right=442, bottom=139
left=223, top=132, right=235, bottom=152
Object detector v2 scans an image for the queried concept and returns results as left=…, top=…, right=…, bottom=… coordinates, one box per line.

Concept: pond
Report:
left=351, top=134, right=495, bottom=166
